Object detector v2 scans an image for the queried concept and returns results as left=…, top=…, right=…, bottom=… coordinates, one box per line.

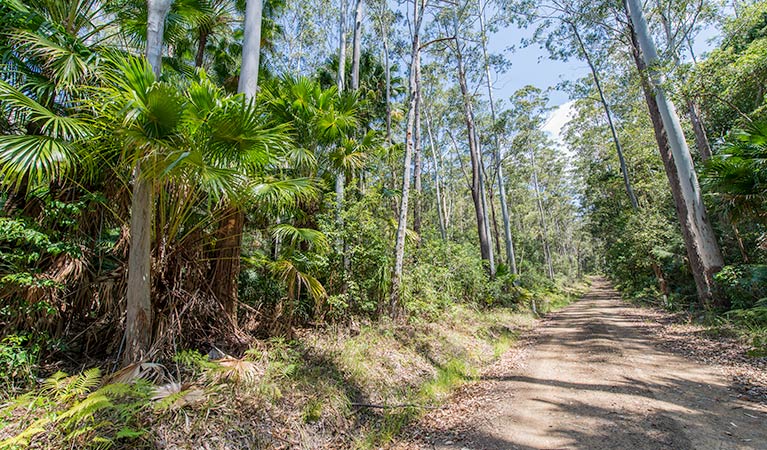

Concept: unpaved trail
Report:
left=408, top=278, right=767, bottom=450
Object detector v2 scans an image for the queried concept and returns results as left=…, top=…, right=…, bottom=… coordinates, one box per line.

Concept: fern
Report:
left=0, top=369, right=150, bottom=449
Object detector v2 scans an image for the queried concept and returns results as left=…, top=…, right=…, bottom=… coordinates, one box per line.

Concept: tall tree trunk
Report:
left=478, top=0, right=516, bottom=273
left=688, top=99, right=712, bottom=161
left=531, top=147, right=554, bottom=280
left=238, top=0, right=262, bottom=96
left=625, top=0, right=725, bottom=308
left=489, top=188, right=502, bottom=258
left=391, top=0, right=426, bottom=316
left=425, top=111, right=446, bottom=240
left=476, top=128, right=495, bottom=275
left=657, top=9, right=714, bottom=164
left=124, top=0, right=172, bottom=365
left=383, top=32, right=392, bottom=143
left=413, top=68, right=423, bottom=236
left=337, top=0, right=347, bottom=92
left=195, top=30, right=208, bottom=68
left=375, top=2, right=392, bottom=143
left=350, top=0, right=363, bottom=90
left=210, top=0, right=263, bottom=321
left=455, top=34, right=494, bottom=276
left=571, top=22, right=639, bottom=210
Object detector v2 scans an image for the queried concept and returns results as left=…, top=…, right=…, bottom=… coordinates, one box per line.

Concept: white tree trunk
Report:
left=350, top=0, right=363, bottom=91
left=478, top=0, right=516, bottom=274
left=145, top=0, right=171, bottom=78
left=124, top=0, right=171, bottom=364
left=337, top=0, right=347, bottom=92
left=383, top=33, right=392, bottom=143
left=238, top=0, right=263, bottom=97
left=391, top=0, right=425, bottom=316
left=571, top=22, right=638, bottom=210
left=626, top=0, right=724, bottom=306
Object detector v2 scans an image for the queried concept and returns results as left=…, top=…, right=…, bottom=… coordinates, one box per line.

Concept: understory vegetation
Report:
left=0, top=280, right=588, bottom=449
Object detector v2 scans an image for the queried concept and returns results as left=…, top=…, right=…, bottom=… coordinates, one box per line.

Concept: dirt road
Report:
left=414, top=278, right=767, bottom=450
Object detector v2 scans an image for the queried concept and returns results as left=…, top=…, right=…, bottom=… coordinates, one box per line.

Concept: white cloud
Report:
left=542, top=101, right=576, bottom=145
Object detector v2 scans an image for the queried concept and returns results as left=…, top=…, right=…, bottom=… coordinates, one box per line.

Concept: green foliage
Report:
left=704, top=121, right=767, bottom=224
left=715, top=265, right=767, bottom=310
left=0, top=369, right=150, bottom=449
left=0, top=334, right=41, bottom=392
left=693, top=2, right=767, bottom=137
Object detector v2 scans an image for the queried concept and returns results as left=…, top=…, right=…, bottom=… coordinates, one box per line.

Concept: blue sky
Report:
left=485, top=19, right=724, bottom=140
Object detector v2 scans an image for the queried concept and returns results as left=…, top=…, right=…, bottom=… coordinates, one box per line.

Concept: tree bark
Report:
left=688, top=99, right=712, bottom=161
left=413, top=67, right=423, bottom=236
left=625, top=0, right=725, bottom=308
left=195, top=30, right=208, bottom=68
left=478, top=0, right=516, bottom=273
left=210, top=207, right=244, bottom=317
left=571, top=22, right=639, bottom=210
left=337, top=0, right=347, bottom=92
left=238, top=0, right=263, bottom=97
left=383, top=32, right=392, bottom=143
left=350, top=0, right=363, bottom=91
left=455, top=34, right=494, bottom=276
left=391, top=0, right=425, bottom=317
left=124, top=0, right=171, bottom=364
left=210, top=0, right=262, bottom=323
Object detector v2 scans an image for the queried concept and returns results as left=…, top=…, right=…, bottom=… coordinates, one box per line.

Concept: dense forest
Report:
left=0, top=0, right=766, bottom=448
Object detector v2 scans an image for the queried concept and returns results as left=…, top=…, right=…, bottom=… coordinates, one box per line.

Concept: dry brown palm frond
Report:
left=210, top=357, right=262, bottom=385
left=106, top=362, right=172, bottom=385
left=152, top=382, right=208, bottom=411
left=151, top=382, right=207, bottom=411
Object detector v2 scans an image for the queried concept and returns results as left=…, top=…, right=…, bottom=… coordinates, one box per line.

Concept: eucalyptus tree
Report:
left=350, top=0, right=364, bottom=91
left=650, top=0, right=719, bottom=160
left=530, top=0, right=639, bottom=210
left=506, top=86, right=556, bottom=279
left=477, top=0, right=517, bottom=273
left=625, top=0, right=725, bottom=307
left=267, top=0, right=338, bottom=77
left=391, top=0, right=427, bottom=316
left=370, top=0, right=396, bottom=142
left=429, top=3, right=495, bottom=276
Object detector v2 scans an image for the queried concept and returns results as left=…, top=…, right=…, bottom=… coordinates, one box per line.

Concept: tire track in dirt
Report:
left=398, top=278, right=767, bottom=450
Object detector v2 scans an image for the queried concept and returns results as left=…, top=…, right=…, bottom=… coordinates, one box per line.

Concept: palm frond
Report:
left=0, top=79, right=89, bottom=139
left=250, top=176, right=320, bottom=210
left=270, top=224, right=329, bottom=253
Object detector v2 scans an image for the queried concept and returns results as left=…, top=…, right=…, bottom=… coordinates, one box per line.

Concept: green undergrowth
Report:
left=0, top=280, right=588, bottom=450
left=617, top=267, right=767, bottom=358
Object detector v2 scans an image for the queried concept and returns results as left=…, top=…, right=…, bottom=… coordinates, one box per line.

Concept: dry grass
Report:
left=1, top=284, right=587, bottom=450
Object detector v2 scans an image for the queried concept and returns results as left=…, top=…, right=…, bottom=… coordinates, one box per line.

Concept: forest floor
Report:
left=393, top=278, right=767, bottom=450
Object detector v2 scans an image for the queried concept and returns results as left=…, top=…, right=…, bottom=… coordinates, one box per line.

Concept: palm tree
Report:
left=704, top=121, right=767, bottom=225
left=91, top=56, right=299, bottom=358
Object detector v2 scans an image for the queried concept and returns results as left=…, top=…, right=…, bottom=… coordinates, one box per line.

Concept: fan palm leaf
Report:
left=704, top=121, right=767, bottom=223
left=0, top=79, right=89, bottom=190
left=270, top=223, right=329, bottom=253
